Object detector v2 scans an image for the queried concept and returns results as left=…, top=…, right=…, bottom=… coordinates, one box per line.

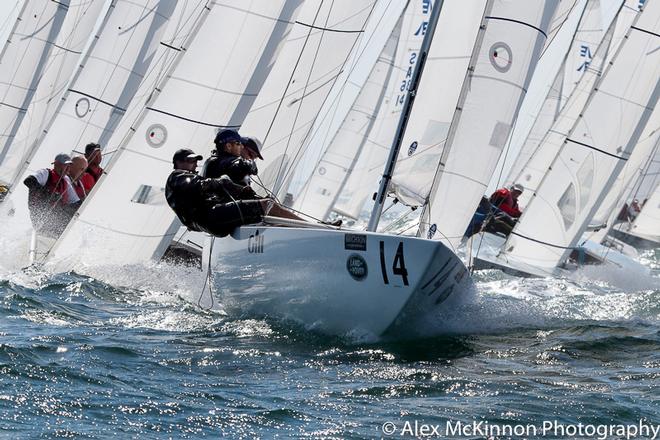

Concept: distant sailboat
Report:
left=2, top=0, right=196, bottom=265
left=487, top=0, right=660, bottom=274
left=0, top=0, right=108, bottom=190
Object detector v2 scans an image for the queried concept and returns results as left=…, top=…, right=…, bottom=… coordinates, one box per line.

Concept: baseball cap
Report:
left=512, top=183, right=524, bottom=193
left=84, top=142, right=101, bottom=156
left=172, top=148, right=203, bottom=163
left=243, top=137, right=263, bottom=160
left=214, top=129, right=248, bottom=146
left=53, top=153, right=73, bottom=165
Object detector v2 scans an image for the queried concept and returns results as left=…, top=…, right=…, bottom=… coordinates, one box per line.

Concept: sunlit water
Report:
left=0, top=243, right=658, bottom=438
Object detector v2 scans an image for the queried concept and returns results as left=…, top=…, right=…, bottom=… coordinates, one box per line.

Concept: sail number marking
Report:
left=379, top=241, right=409, bottom=286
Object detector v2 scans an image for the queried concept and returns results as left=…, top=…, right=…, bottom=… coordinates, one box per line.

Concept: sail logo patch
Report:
left=248, top=230, right=264, bottom=254
left=346, top=254, right=368, bottom=281
left=345, top=234, right=367, bottom=251
left=489, top=42, right=512, bottom=73
left=75, top=98, right=90, bottom=118
left=146, top=124, right=167, bottom=148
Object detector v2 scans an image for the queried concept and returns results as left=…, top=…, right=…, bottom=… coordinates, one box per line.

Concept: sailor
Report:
left=628, top=199, right=641, bottom=220
left=84, top=142, right=104, bottom=183
left=166, top=148, right=304, bottom=237
left=202, top=129, right=257, bottom=183
left=241, top=137, right=263, bottom=161
left=464, top=196, right=517, bottom=238
left=489, top=183, right=524, bottom=218
left=68, top=155, right=95, bottom=200
left=23, top=153, right=81, bottom=237
left=240, top=136, right=263, bottom=186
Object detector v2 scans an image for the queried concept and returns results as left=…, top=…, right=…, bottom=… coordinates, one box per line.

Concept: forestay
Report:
left=0, top=0, right=107, bottom=188
left=501, top=0, right=660, bottom=270
left=397, top=0, right=559, bottom=250
left=239, top=1, right=377, bottom=201
left=47, top=1, right=306, bottom=267
left=293, top=2, right=416, bottom=221
left=0, top=1, right=69, bottom=172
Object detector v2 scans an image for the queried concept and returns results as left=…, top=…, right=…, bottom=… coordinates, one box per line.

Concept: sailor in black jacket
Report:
left=203, top=129, right=257, bottom=183
left=166, top=149, right=264, bottom=237
left=166, top=148, right=306, bottom=237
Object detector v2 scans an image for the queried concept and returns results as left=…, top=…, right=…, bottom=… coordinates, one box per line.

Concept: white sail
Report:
left=560, top=0, right=604, bottom=107
left=293, top=3, right=416, bottom=221
left=0, top=0, right=108, bottom=188
left=0, top=1, right=69, bottom=171
left=506, top=0, right=605, bottom=188
left=501, top=0, right=660, bottom=270
left=585, top=110, right=660, bottom=244
left=239, top=1, right=378, bottom=201
left=47, top=1, right=307, bottom=267
left=629, top=183, right=660, bottom=240
left=510, top=0, right=637, bottom=208
left=2, top=0, right=186, bottom=242
left=392, top=1, right=559, bottom=250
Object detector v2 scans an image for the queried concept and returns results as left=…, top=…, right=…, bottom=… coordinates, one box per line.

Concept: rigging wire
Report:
left=198, top=236, right=215, bottom=310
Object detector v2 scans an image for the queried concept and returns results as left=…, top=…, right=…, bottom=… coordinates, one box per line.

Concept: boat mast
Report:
left=366, top=0, right=444, bottom=232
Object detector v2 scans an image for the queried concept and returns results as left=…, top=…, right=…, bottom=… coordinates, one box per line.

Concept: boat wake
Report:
left=1, top=248, right=658, bottom=344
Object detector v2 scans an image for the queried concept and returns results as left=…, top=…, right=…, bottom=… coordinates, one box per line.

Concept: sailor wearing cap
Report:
left=489, top=183, right=524, bottom=218
left=23, top=153, right=81, bottom=237
left=166, top=144, right=308, bottom=237
left=202, top=129, right=258, bottom=183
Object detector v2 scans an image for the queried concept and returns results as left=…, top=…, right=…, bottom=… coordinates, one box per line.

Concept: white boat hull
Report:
left=609, top=227, right=660, bottom=250
left=206, top=226, right=471, bottom=337
left=469, top=232, right=649, bottom=277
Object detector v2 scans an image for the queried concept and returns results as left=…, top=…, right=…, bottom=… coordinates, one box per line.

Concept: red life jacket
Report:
left=45, top=169, right=70, bottom=205
left=87, top=164, right=103, bottom=182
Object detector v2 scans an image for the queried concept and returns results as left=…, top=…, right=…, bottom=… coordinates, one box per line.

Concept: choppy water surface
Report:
left=0, top=250, right=658, bottom=438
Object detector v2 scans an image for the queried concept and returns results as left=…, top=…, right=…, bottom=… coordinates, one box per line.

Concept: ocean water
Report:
left=0, top=249, right=658, bottom=439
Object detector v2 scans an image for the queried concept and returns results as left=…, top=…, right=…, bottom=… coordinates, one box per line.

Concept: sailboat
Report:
left=610, top=183, right=660, bottom=248
left=1, top=0, right=197, bottom=265
left=203, top=0, right=562, bottom=336
left=474, top=0, right=659, bottom=276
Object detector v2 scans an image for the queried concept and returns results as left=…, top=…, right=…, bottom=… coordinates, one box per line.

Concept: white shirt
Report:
left=31, top=168, right=80, bottom=204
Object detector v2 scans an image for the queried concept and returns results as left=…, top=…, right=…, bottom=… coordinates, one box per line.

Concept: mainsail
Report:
left=509, top=0, right=638, bottom=208
left=5, top=0, right=181, bottom=205
left=293, top=2, right=417, bottom=221
left=627, top=182, right=660, bottom=240
left=0, top=1, right=69, bottom=170
left=500, top=0, right=660, bottom=270
left=585, top=109, right=660, bottom=244
left=239, top=1, right=378, bottom=201
left=391, top=1, right=560, bottom=250
left=0, top=0, right=107, bottom=187
left=47, top=1, right=307, bottom=267
left=505, top=0, right=607, bottom=191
